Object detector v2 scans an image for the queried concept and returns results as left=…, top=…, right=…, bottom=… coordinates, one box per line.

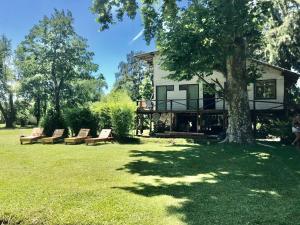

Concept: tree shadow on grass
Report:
left=115, top=144, right=300, bottom=225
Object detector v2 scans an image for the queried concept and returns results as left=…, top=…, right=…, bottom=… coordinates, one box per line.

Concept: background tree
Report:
left=114, top=51, right=152, bottom=101
left=16, top=9, right=99, bottom=117
left=65, top=73, right=107, bottom=108
left=258, top=0, right=300, bottom=72
left=91, top=0, right=272, bottom=143
left=0, top=35, right=16, bottom=128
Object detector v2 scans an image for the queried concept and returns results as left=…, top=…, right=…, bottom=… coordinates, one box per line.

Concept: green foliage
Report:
left=64, top=107, right=99, bottom=137
left=91, top=104, right=112, bottom=130
left=110, top=106, right=134, bottom=138
left=139, top=73, right=153, bottom=100
left=91, top=0, right=274, bottom=143
left=15, top=9, right=100, bottom=115
left=91, top=90, right=135, bottom=138
left=260, top=118, right=294, bottom=144
left=40, top=109, right=68, bottom=137
left=114, top=51, right=152, bottom=101
left=14, top=100, right=31, bottom=127
left=259, top=0, right=300, bottom=71
left=0, top=35, right=16, bottom=128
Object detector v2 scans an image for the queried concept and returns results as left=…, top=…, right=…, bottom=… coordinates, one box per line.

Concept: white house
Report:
left=136, top=51, right=300, bottom=135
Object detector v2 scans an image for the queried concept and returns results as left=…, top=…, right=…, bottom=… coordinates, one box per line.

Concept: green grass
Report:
left=0, top=129, right=300, bottom=225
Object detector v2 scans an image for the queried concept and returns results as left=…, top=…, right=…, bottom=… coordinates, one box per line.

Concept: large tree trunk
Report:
left=54, top=88, right=60, bottom=115
left=34, top=96, right=41, bottom=125
left=226, top=39, right=253, bottom=144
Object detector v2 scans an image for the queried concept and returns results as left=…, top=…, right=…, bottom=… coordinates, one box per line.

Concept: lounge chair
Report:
left=41, top=129, right=65, bottom=144
left=85, top=129, right=113, bottom=145
left=20, top=128, right=44, bottom=144
left=64, top=129, right=90, bottom=145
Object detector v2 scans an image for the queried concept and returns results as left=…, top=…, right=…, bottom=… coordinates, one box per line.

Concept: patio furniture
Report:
left=64, top=129, right=90, bottom=145
left=85, top=129, right=113, bottom=145
left=41, top=129, right=65, bottom=144
left=20, top=128, right=44, bottom=144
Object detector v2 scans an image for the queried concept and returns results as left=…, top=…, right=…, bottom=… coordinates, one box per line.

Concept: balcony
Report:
left=136, top=98, right=284, bottom=113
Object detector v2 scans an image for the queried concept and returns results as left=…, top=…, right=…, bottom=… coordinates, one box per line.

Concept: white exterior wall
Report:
left=153, top=55, right=284, bottom=111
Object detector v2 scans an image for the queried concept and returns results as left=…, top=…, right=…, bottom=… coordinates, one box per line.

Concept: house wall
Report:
left=153, top=55, right=284, bottom=111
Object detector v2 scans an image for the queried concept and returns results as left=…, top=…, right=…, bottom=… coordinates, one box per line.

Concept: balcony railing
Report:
left=137, top=98, right=284, bottom=112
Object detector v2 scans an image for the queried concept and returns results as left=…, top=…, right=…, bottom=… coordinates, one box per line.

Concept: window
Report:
left=255, top=80, right=276, bottom=99
left=156, top=85, right=174, bottom=111
left=179, top=84, right=199, bottom=110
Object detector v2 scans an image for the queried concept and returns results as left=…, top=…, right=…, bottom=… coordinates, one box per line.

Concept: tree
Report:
left=16, top=9, right=99, bottom=116
left=259, top=0, right=300, bottom=71
left=114, top=51, right=152, bottom=101
left=64, top=73, right=107, bottom=108
left=0, top=35, right=16, bottom=128
left=91, top=0, right=272, bottom=143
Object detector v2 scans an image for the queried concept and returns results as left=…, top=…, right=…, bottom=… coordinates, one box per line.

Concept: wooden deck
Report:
left=154, top=132, right=206, bottom=138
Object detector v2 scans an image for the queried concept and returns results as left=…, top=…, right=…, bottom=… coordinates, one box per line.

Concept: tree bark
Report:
left=54, top=89, right=60, bottom=115
left=34, top=96, right=41, bottom=125
left=1, top=93, right=15, bottom=128
left=226, top=39, right=253, bottom=144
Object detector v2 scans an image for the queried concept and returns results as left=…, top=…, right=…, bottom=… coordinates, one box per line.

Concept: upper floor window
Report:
left=255, top=79, right=276, bottom=100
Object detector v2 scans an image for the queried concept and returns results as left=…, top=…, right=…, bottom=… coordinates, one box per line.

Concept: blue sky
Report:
left=0, top=0, right=156, bottom=90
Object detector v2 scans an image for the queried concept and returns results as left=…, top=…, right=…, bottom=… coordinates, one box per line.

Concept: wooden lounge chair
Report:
left=64, top=129, right=90, bottom=145
left=41, top=129, right=65, bottom=144
left=85, top=129, right=113, bottom=145
left=20, top=128, right=44, bottom=144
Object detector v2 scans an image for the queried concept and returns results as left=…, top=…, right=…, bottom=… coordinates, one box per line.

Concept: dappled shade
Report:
left=116, top=143, right=300, bottom=225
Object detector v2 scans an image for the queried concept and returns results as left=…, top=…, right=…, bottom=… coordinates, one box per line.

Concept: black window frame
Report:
left=155, top=85, right=174, bottom=111
left=254, top=79, right=277, bottom=100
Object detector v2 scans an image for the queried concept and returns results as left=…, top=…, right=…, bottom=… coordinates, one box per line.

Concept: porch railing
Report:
left=137, top=98, right=285, bottom=112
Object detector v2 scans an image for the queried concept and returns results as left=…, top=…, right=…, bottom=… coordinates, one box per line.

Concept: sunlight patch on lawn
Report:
left=249, top=152, right=271, bottom=160
left=249, top=189, right=281, bottom=197
left=140, top=172, right=220, bottom=186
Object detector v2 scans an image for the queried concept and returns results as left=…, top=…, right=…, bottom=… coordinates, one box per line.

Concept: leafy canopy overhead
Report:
left=92, top=0, right=270, bottom=80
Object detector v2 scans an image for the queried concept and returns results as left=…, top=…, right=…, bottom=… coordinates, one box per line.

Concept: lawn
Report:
left=0, top=129, right=300, bottom=225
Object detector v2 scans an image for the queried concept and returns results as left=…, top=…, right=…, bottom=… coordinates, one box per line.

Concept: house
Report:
left=135, top=51, right=300, bottom=136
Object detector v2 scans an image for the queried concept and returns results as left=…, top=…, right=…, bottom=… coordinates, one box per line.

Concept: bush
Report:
left=91, top=90, right=135, bottom=139
left=264, top=119, right=294, bottom=144
left=111, top=106, right=134, bottom=138
left=40, top=109, right=68, bottom=137
left=91, top=104, right=112, bottom=130
left=64, top=107, right=99, bottom=137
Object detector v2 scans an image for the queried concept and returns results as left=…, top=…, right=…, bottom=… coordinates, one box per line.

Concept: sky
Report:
left=0, top=0, right=156, bottom=91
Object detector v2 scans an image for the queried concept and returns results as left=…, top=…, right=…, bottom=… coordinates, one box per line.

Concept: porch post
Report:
left=170, top=100, right=173, bottom=132
left=253, top=100, right=257, bottom=138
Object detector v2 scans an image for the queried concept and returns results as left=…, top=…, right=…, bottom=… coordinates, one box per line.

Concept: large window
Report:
left=255, top=79, right=276, bottom=100
left=156, top=85, right=174, bottom=111
left=179, top=84, right=199, bottom=110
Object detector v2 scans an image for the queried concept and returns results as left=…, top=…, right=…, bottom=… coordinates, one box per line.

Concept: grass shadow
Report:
left=115, top=143, right=300, bottom=225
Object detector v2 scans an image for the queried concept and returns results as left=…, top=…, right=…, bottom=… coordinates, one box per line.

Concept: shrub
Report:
left=91, top=90, right=135, bottom=139
left=264, top=119, right=294, bottom=144
left=64, top=107, right=99, bottom=137
left=111, top=106, right=134, bottom=138
left=40, top=109, right=68, bottom=137
left=91, top=104, right=112, bottom=130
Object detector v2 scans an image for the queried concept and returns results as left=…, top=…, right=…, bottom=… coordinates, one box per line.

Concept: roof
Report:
left=251, top=59, right=300, bottom=79
left=135, top=51, right=300, bottom=79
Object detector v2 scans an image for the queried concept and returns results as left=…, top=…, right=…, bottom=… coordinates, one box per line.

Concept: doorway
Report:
left=176, top=113, right=197, bottom=132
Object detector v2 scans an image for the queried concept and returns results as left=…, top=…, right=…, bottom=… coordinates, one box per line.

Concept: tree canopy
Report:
left=258, top=0, right=300, bottom=72
left=0, top=35, right=16, bottom=128
left=16, top=9, right=102, bottom=116
left=114, top=51, right=152, bottom=101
